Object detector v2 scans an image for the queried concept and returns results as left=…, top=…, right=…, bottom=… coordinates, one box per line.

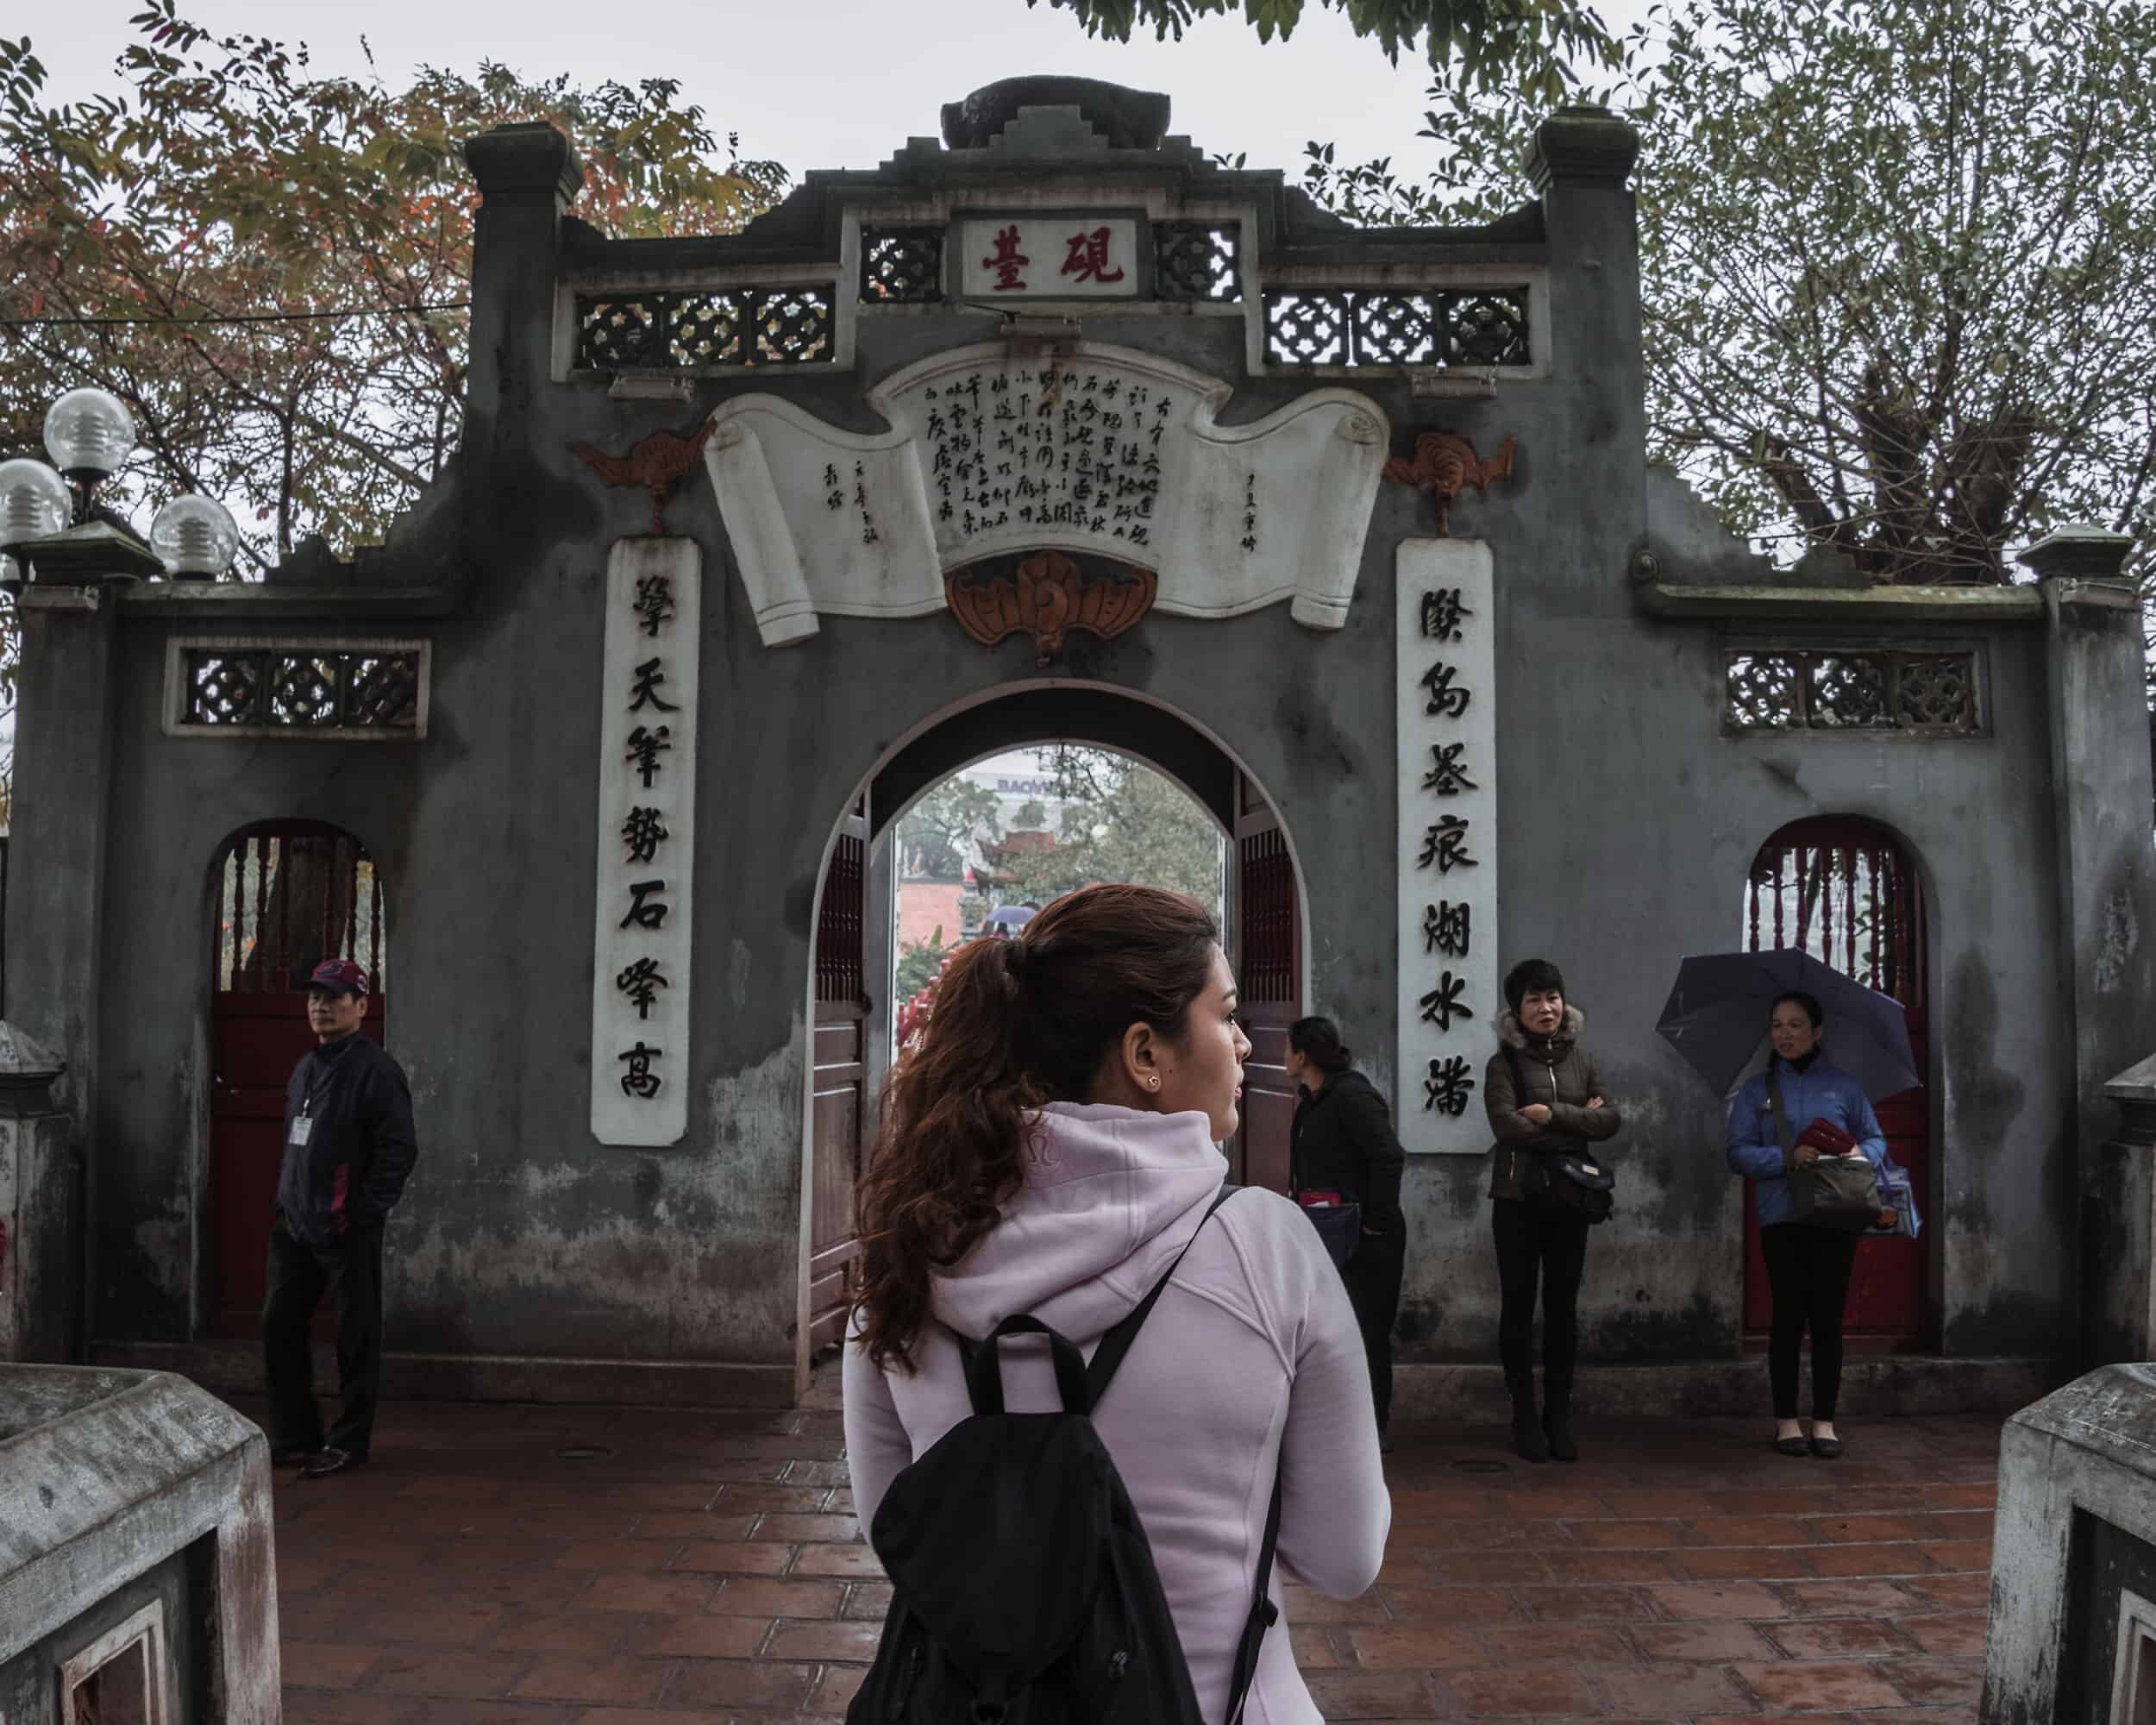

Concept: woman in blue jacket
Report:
left=1725, top=990, right=1887, bottom=1459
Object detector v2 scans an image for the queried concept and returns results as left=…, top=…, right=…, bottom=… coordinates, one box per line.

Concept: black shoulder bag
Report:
left=1500, top=1046, right=1615, bottom=1224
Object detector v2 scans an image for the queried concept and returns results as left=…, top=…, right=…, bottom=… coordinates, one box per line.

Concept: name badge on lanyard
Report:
left=290, top=1111, right=314, bottom=1147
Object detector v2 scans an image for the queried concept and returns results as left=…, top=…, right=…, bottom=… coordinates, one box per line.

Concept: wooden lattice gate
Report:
left=807, top=804, right=869, bottom=1353
left=1743, top=817, right=1930, bottom=1342
left=209, top=823, right=385, bottom=1336
left=1231, top=774, right=1301, bottom=1195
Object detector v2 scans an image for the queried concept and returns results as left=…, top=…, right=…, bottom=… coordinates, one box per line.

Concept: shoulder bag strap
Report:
left=1083, top=1182, right=1243, bottom=1408
left=1766, top=1068, right=1797, bottom=1175
left=1501, top=1042, right=1527, bottom=1109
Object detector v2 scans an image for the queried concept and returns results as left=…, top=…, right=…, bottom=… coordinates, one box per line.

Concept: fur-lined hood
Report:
left=1495, top=1004, right=1586, bottom=1051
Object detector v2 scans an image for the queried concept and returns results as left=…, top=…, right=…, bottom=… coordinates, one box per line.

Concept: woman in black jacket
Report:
left=1287, top=1016, right=1407, bottom=1452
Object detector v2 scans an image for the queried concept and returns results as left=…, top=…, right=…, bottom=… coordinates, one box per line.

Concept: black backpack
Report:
left=847, top=1185, right=1284, bottom=1725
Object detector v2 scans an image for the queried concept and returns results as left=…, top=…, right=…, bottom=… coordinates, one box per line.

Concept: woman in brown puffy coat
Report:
left=1484, top=958, right=1620, bottom=1463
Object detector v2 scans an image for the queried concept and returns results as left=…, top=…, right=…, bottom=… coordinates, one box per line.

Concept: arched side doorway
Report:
left=206, top=821, right=386, bottom=1338
left=799, top=687, right=1308, bottom=1368
left=1742, top=816, right=1931, bottom=1345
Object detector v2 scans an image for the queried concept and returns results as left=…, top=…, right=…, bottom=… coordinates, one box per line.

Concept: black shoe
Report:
left=1809, top=1435, right=1844, bottom=1460
left=1543, top=1400, right=1578, bottom=1464
left=1775, top=1434, right=1811, bottom=1457
left=299, top=1446, right=366, bottom=1478
left=1509, top=1386, right=1550, bottom=1464
left=272, top=1445, right=319, bottom=1468
left=1378, top=1427, right=1397, bottom=1456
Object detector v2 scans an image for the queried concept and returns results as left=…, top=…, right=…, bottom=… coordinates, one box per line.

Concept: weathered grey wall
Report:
left=16, top=86, right=2133, bottom=1396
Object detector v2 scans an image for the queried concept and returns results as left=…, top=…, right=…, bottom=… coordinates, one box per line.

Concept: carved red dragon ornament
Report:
left=1382, top=431, right=1518, bottom=536
left=567, top=420, right=717, bottom=535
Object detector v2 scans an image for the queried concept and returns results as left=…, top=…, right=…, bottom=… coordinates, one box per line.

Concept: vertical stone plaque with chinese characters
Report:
left=1396, top=539, right=1499, bottom=1153
left=591, top=539, right=699, bottom=1146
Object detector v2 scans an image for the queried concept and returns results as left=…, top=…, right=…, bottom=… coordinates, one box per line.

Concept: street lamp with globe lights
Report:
left=0, top=386, right=239, bottom=595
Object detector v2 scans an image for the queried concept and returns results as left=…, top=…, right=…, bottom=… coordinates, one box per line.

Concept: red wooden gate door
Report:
left=807, top=805, right=869, bottom=1353
left=209, top=824, right=385, bottom=1337
left=1742, top=819, right=1929, bottom=1341
left=1231, top=775, right=1301, bottom=1195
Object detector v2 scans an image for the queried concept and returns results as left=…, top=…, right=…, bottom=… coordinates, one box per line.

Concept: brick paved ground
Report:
left=254, top=1393, right=1999, bottom=1722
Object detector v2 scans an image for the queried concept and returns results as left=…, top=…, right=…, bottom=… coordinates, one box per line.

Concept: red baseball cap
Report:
left=308, top=958, right=370, bottom=998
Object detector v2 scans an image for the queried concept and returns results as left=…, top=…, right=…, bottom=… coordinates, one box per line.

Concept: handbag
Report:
left=1294, top=1190, right=1363, bottom=1270
left=1866, top=1157, right=1923, bottom=1239
left=1289, top=1136, right=1362, bottom=1270
left=1500, top=1048, right=1615, bottom=1225
left=1766, top=1071, right=1880, bottom=1233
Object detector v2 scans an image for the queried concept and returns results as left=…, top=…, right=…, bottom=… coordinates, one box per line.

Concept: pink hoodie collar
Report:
left=929, top=1102, right=1229, bottom=1346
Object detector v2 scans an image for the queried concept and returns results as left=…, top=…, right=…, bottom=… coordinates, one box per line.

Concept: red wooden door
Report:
left=209, top=825, right=385, bottom=1337
left=1741, top=823, right=1929, bottom=1341
left=807, top=806, right=869, bottom=1352
left=1230, top=776, right=1301, bottom=1195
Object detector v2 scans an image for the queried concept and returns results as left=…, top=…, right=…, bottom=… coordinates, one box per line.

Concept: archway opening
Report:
left=206, top=821, right=386, bottom=1338
left=799, top=687, right=1307, bottom=1377
left=1740, top=815, right=1932, bottom=1347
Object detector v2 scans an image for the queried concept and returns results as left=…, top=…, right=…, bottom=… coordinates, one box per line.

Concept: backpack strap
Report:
left=1224, top=1469, right=1286, bottom=1725
left=1083, top=1182, right=1244, bottom=1408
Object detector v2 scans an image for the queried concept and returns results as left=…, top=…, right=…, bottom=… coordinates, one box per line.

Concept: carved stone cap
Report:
left=464, top=122, right=587, bottom=206
left=2018, top=524, right=2135, bottom=584
left=2107, top=1051, right=2156, bottom=1146
left=942, top=77, right=1171, bottom=152
left=0, top=1021, right=64, bottom=1114
left=1525, top=104, right=1643, bottom=193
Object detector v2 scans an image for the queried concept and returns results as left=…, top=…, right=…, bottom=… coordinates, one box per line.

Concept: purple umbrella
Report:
left=1656, top=948, right=1920, bottom=1102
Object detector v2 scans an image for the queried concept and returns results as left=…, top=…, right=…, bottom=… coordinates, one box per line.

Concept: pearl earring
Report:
left=1148, top=1076, right=1160, bottom=1090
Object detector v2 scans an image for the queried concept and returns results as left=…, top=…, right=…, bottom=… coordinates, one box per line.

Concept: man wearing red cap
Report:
left=262, top=957, right=418, bottom=1477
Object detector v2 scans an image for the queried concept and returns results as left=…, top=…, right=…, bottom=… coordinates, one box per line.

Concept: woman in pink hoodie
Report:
left=843, top=883, right=1391, bottom=1724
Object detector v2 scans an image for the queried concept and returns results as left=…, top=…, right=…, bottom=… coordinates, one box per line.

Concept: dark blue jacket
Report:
left=276, top=1032, right=417, bottom=1245
left=1726, top=1054, right=1885, bottom=1226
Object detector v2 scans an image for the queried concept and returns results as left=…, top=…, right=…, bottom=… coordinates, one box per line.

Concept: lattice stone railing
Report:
left=862, top=229, right=944, bottom=303
left=575, top=286, right=836, bottom=371
left=178, top=646, right=424, bottom=734
left=1263, top=288, right=1531, bottom=368
left=1152, top=223, right=1241, bottom=302
left=1725, top=649, right=1980, bottom=732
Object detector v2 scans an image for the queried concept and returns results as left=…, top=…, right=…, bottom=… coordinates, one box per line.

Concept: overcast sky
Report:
left=27, top=0, right=1649, bottom=192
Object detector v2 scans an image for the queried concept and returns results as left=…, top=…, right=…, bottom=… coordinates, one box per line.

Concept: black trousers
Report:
left=263, top=1217, right=385, bottom=1457
left=1492, top=1198, right=1591, bottom=1391
left=1760, top=1223, right=1862, bottom=1421
left=1342, top=1222, right=1407, bottom=1430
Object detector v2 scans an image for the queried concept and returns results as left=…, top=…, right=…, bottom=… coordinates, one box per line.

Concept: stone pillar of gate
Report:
left=3, top=590, right=122, bottom=1363
left=461, top=122, right=586, bottom=541
left=0, top=1023, right=72, bottom=1362
left=2021, top=526, right=2156, bottom=1368
left=1525, top=104, right=1646, bottom=600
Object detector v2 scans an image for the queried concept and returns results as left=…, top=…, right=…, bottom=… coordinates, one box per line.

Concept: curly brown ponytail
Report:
left=851, top=883, right=1219, bottom=1373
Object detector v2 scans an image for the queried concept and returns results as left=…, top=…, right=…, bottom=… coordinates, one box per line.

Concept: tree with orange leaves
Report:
left=0, top=2, right=786, bottom=570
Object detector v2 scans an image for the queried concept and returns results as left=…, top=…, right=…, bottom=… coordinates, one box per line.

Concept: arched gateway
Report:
left=799, top=685, right=1310, bottom=1364
left=15, top=75, right=2147, bottom=1414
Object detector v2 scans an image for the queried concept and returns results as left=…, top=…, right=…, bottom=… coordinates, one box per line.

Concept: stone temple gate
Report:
left=6, top=76, right=2153, bottom=1411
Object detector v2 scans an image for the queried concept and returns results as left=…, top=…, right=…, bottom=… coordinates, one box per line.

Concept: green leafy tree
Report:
left=998, top=746, right=1224, bottom=917
left=1301, top=0, right=2156, bottom=616
left=896, top=925, right=952, bottom=998
left=894, top=777, right=1003, bottom=881
left=1032, top=0, right=1617, bottom=100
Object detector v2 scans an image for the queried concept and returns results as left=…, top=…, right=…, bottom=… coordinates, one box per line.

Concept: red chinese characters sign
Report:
left=961, top=218, right=1139, bottom=298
